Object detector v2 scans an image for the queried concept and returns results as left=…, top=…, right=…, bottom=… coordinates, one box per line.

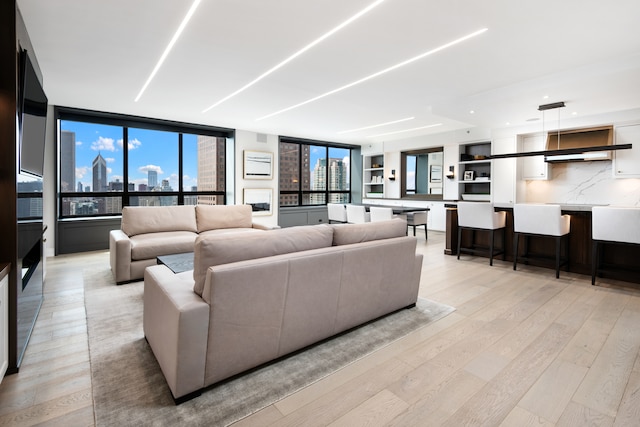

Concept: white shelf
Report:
left=364, top=183, right=385, bottom=186
left=459, top=160, right=491, bottom=165
left=461, top=180, right=491, bottom=183
left=364, top=167, right=384, bottom=172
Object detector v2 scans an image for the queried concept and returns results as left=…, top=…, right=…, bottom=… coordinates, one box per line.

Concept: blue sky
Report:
left=62, top=120, right=199, bottom=191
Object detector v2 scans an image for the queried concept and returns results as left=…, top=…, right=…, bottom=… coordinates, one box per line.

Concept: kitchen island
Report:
left=445, top=203, right=640, bottom=286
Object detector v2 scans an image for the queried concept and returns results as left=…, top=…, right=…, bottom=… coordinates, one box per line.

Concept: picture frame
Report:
left=463, top=170, right=475, bottom=181
left=243, top=188, right=273, bottom=216
left=243, top=150, right=273, bottom=180
left=429, top=165, right=442, bottom=183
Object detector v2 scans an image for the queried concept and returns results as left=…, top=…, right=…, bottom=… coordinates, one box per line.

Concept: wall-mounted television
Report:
left=18, top=49, right=48, bottom=178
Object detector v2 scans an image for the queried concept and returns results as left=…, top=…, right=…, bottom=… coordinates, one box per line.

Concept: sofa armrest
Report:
left=144, top=265, right=210, bottom=399
left=109, top=229, right=132, bottom=284
left=252, top=222, right=281, bottom=230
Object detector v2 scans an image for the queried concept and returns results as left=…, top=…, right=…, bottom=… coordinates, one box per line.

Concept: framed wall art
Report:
left=243, top=188, right=273, bottom=216
left=243, top=150, right=273, bottom=180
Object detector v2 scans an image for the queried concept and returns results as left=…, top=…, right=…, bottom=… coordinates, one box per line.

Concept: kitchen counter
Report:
left=445, top=204, right=640, bottom=286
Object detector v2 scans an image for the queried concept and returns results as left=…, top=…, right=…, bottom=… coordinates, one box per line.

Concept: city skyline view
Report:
left=60, top=120, right=202, bottom=192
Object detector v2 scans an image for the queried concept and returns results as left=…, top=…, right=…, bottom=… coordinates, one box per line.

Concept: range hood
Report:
left=544, top=125, right=614, bottom=163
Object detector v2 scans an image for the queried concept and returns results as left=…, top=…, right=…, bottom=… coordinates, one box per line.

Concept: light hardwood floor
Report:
left=1, top=230, right=640, bottom=426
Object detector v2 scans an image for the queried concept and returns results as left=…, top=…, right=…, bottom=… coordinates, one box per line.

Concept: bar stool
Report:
left=591, top=206, right=640, bottom=285
left=327, top=203, right=347, bottom=223
left=369, top=206, right=394, bottom=222
left=406, top=211, right=428, bottom=240
left=457, top=202, right=506, bottom=266
left=346, top=205, right=370, bottom=224
left=513, top=204, right=570, bottom=278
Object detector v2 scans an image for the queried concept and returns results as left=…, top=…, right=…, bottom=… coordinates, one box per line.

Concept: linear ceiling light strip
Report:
left=256, top=28, right=488, bottom=121
left=202, top=0, right=387, bottom=113
left=367, top=123, right=443, bottom=138
left=134, top=0, right=202, bottom=102
left=337, top=116, right=415, bottom=134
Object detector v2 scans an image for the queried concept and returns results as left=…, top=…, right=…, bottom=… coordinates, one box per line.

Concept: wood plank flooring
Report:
left=1, top=230, right=640, bottom=426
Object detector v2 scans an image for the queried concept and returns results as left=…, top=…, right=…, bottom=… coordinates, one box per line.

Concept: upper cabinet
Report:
left=613, top=124, right=640, bottom=178
left=458, top=141, right=491, bottom=201
left=520, top=133, right=549, bottom=180
left=363, top=153, right=385, bottom=198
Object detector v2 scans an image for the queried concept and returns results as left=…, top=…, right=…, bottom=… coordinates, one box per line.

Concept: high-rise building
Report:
left=92, top=153, right=107, bottom=192
left=77, top=181, right=83, bottom=192
left=311, top=157, right=348, bottom=204
left=279, top=142, right=310, bottom=206
left=148, top=170, right=158, bottom=189
left=197, top=135, right=225, bottom=205
left=60, top=130, right=76, bottom=192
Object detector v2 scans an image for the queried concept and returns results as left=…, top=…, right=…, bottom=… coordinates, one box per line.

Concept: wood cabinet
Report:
left=613, top=123, right=640, bottom=178
left=363, top=154, right=385, bottom=198
left=458, top=142, right=491, bottom=201
left=520, top=134, right=549, bottom=180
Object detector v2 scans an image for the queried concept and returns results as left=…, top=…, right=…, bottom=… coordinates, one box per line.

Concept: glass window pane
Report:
left=59, top=120, right=124, bottom=193
left=308, top=145, right=326, bottom=204
left=279, top=193, right=299, bottom=206
left=127, top=195, right=178, bottom=207
left=279, top=142, right=300, bottom=192
left=183, top=133, right=225, bottom=205
left=303, top=192, right=325, bottom=205
left=328, top=147, right=350, bottom=191
left=61, top=196, right=122, bottom=216
left=128, top=128, right=178, bottom=192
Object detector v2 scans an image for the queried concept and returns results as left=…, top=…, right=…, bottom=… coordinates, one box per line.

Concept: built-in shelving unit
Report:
left=363, top=153, right=385, bottom=198
left=458, top=142, right=492, bottom=201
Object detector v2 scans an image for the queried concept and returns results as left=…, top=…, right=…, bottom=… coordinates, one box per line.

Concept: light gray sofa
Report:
left=109, top=204, right=270, bottom=284
left=143, top=218, right=423, bottom=401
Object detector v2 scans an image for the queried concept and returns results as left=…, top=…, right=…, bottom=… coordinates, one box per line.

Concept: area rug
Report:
left=84, top=268, right=455, bottom=427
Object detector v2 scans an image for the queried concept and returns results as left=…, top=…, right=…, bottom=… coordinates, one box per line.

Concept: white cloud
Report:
left=91, top=136, right=116, bottom=152
left=76, top=140, right=83, bottom=146
left=127, top=138, right=142, bottom=150
left=107, top=167, right=112, bottom=174
left=138, top=164, right=163, bottom=174
left=105, top=157, right=116, bottom=163
left=76, top=166, right=89, bottom=179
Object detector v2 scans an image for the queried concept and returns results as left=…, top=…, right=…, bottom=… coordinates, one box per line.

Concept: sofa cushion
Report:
left=193, top=224, right=334, bottom=296
left=122, top=205, right=197, bottom=237
left=196, top=205, right=253, bottom=233
left=332, top=218, right=407, bottom=246
left=130, top=231, right=197, bottom=260
left=198, top=227, right=262, bottom=239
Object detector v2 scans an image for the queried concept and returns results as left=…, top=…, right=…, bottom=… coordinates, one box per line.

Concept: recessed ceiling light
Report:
left=543, top=95, right=549, bottom=99
left=469, top=110, right=475, bottom=114
left=135, top=0, right=202, bottom=102
left=337, top=116, right=415, bottom=134
left=572, top=111, right=578, bottom=115
left=367, top=123, right=442, bottom=138
left=202, top=0, right=387, bottom=113
left=256, top=28, right=488, bottom=121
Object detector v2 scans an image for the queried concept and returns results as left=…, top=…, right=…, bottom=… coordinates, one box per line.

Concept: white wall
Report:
left=43, top=105, right=56, bottom=257
left=234, top=129, right=279, bottom=228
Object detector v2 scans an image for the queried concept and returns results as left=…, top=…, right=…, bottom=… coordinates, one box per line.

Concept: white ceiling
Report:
left=17, top=0, right=640, bottom=145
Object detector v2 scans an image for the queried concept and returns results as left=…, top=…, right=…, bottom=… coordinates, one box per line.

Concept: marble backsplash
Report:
left=524, top=161, right=640, bottom=207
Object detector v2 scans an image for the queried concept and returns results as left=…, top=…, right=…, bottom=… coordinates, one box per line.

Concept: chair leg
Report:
left=513, top=233, right=519, bottom=271
left=501, top=228, right=506, bottom=261
left=554, top=236, right=560, bottom=278
left=412, top=225, right=416, bottom=236
left=591, top=240, right=599, bottom=285
left=457, top=227, right=463, bottom=260
left=423, top=224, right=428, bottom=240
left=489, top=229, right=495, bottom=266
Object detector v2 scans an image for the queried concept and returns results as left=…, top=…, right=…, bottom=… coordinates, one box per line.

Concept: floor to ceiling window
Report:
left=279, top=137, right=353, bottom=207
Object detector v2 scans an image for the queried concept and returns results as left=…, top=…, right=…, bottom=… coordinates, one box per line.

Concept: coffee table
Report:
left=156, top=252, right=194, bottom=274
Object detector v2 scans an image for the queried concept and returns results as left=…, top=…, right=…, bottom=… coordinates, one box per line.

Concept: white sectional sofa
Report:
left=109, top=204, right=271, bottom=284
left=143, top=218, right=423, bottom=401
